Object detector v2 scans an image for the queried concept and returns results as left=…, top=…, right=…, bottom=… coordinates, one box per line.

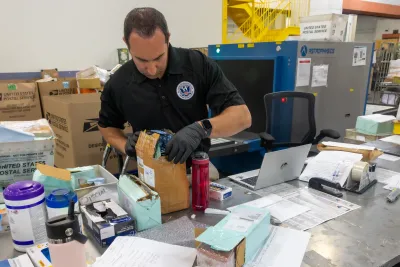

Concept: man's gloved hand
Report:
left=166, top=122, right=207, bottom=164
left=125, top=131, right=141, bottom=158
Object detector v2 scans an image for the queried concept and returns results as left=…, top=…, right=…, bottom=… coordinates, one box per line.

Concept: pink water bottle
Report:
left=46, top=201, right=87, bottom=267
left=192, top=152, right=210, bottom=211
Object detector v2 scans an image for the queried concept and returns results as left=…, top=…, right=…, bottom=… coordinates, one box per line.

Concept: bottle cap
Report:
left=192, top=151, right=209, bottom=164
left=46, top=189, right=77, bottom=209
left=46, top=201, right=87, bottom=244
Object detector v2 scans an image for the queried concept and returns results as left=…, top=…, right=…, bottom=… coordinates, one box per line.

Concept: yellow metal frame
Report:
left=223, top=0, right=310, bottom=44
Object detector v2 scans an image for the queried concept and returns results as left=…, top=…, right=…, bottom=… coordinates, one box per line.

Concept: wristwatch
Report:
left=200, top=119, right=213, bottom=138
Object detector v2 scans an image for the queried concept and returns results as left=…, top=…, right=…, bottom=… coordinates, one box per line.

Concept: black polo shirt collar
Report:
left=131, top=44, right=183, bottom=84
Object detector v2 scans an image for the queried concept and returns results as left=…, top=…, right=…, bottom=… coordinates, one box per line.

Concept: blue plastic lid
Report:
left=45, top=189, right=77, bottom=208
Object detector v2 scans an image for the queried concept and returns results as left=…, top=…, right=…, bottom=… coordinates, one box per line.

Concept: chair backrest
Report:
left=264, top=91, right=316, bottom=147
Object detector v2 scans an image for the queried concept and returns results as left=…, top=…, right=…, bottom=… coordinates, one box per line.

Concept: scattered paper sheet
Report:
left=311, top=64, right=329, bottom=87
left=322, top=141, right=375, bottom=151
left=93, top=236, right=197, bottom=267
left=278, top=188, right=361, bottom=231
left=296, top=58, right=311, bottom=87
left=299, top=151, right=363, bottom=187
left=383, top=175, right=400, bottom=191
left=255, top=183, right=300, bottom=198
left=228, top=194, right=283, bottom=210
left=245, top=226, right=310, bottom=267
left=381, top=135, right=400, bottom=146
left=1, top=254, right=35, bottom=267
left=378, top=153, right=400, bottom=162
left=265, top=199, right=311, bottom=223
left=353, top=46, right=367, bottom=66
left=375, top=168, right=400, bottom=184
left=227, top=194, right=310, bottom=223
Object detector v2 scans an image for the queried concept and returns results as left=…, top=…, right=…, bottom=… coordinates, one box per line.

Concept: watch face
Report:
left=202, top=120, right=212, bottom=130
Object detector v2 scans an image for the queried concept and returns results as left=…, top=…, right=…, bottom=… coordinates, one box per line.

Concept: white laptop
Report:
left=229, top=144, right=311, bottom=190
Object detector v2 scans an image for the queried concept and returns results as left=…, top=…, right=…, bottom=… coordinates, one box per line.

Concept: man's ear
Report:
left=166, top=33, right=171, bottom=44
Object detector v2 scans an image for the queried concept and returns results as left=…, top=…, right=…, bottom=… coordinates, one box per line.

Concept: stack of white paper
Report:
left=381, top=135, right=400, bottom=146
left=299, top=151, right=363, bottom=187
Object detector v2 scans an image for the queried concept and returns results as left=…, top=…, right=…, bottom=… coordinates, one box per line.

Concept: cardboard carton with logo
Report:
left=0, top=83, right=42, bottom=121
left=36, top=79, right=78, bottom=115
left=42, top=93, right=135, bottom=174
left=0, top=120, right=55, bottom=187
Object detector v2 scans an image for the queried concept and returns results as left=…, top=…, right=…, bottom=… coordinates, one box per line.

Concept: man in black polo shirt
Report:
left=99, top=7, right=251, bottom=165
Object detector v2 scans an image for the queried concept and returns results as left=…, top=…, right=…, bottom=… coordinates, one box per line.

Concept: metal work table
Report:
left=1, top=158, right=400, bottom=267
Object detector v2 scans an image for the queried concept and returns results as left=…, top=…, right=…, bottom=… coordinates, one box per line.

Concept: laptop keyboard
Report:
left=241, top=176, right=258, bottom=186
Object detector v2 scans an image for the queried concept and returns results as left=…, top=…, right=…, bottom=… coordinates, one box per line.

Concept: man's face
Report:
left=126, top=28, right=169, bottom=79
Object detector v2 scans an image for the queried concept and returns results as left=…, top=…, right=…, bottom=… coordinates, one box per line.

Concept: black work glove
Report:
left=125, top=131, right=141, bottom=158
left=165, top=123, right=207, bottom=164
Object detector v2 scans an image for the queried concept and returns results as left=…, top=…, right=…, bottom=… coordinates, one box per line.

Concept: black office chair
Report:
left=259, top=91, right=340, bottom=150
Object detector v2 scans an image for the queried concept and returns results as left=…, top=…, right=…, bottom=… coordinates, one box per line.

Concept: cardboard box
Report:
left=41, top=69, right=59, bottom=79
left=345, top=128, right=391, bottom=142
left=81, top=199, right=136, bottom=247
left=36, top=79, right=78, bottom=115
left=0, top=83, right=42, bottom=121
left=0, top=127, right=55, bottom=187
left=135, top=131, right=190, bottom=214
left=196, top=206, right=271, bottom=266
left=356, top=114, right=395, bottom=135
left=77, top=78, right=101, bottom=89
left=210, top=182, right=232, bottom=201
left=26, top=243, right=52, bottom=267
left=42, top=93, right=135, bottom=174
left=34, top=164, right=118, bottom=198
left=118, top=174, right=161, bottom=232
left=300, top=14, right=348, bottom=42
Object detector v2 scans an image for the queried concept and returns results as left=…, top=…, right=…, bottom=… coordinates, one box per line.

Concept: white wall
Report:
left=309, top=0, right=343, bottom=16
left=375, top=18, right=400, bottom=39
left=0, top=0, right=222, bottom=72
left=355, top=16, right=378, bottom=42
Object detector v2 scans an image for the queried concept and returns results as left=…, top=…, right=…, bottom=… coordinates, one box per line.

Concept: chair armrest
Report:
left=313, top=129, right=341, bottom=144
left=320, top=129, right=340, bottom=139
left=259, top=132, right=275, bottom=150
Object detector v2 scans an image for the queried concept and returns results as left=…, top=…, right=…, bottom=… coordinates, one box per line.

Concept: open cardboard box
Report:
left=195, top=228, right=246, bottom=267
left=36, top=164, right=118, bottom=198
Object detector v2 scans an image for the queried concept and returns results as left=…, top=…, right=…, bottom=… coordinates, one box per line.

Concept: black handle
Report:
left=309, top=177, right=343, bottom=198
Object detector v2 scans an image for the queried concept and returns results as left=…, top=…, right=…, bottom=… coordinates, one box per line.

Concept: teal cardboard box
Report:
left=356, top=114, right=395, bottom=135
left=118, top=174, right=161, bottom=232
left=196, top=206, right=271, bottom=265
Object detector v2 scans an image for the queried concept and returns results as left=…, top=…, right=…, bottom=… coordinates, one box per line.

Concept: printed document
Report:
left=228, top=194, right=310, bottom=223
left=93, top=236, right=196, bottom=267
left=245, top=226, right=310, bottom=267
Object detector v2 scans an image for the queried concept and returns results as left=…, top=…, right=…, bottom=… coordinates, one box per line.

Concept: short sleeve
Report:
left=98, top=81, right=126, bottom=129
left=204, top=56, right=245, bottom=115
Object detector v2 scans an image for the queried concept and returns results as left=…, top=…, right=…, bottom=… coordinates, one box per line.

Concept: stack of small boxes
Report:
left=345, top=114, right=397, bottom=144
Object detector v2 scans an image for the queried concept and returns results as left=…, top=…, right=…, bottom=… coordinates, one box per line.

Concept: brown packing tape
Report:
left=194, top=228, right=207, bottom=248
left=236, top=239, right=246, bottom=267
left=36, top=163, right=71, bottom=181
left=317, top=144, right=383, bottom=162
